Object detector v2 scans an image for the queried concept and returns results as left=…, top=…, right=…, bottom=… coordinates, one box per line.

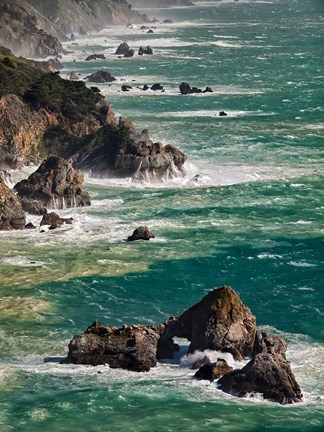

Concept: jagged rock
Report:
left=252, top=331, right=287, bottom=358
left=138, top=46, right=153, bottom=55
left=14, top=156, right=91, bottom=213
left=194, top=359, right=233, bottom=381
left=115, top=42, right=132, bottom=56
left=219, top=111, right=228, bottom=116
left=203, top=86, right=213, bottom=93
left=157, top=286, right=257, bottom=361
left=85, top=54, right=106, bottom=61
left=151, top=83, right=164, bottom=91
left=19, top=197, right=47, bottom=215
left=127, top=226, right=155, bottom=241
left=73, top=121, right=187, bottom=180
left=218, top=353, right=303, bottom=405
left=142, top=84, right=149, bottom=91
left=0, top=177, right=25, bottom=230
left=63, top=320, right=161, bottom=372
left=121, top=85, right=133, bottom=92
left=40, top=212, right=74, bottom=227
left=86, top=70, right=116, bottom=83
left=191, top=355, right=211, bottom=370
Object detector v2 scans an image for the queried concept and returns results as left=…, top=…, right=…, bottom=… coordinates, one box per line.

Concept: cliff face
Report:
left=0, top=0, right=65, bottom=58
left=0, top=0, right=148, bottom=58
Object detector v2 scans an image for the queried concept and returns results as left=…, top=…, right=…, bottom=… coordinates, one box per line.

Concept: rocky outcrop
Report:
left=157, top=286, right=257, bottom=361
left=64, top=286, right=302, bottom=404
left=218, top=353, right=303, bottom=405
left=14, top=156, right=91, bottom=213
left=72, top=123, right=187, bottom=180
left=40, top=211, right=74, bottom=229
left=194, top=359, right=233, bottom=382
left=86, top=70, right=117, bottom=83
left=179, top=82, right=213, bottom=95
left=127, top=226, right=155, bottom=241
left=0, top=176, right=25, bottom=230
left=115, top=42, right=133, bottom=56
left=85, top=54, right=106, bottom=61
left=64, top=320, right=161, bottom=372
left=138, top=46, right=153, bottom=55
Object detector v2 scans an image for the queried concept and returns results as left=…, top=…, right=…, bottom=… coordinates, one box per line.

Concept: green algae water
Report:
left=1, top=0, right=324, bottom=430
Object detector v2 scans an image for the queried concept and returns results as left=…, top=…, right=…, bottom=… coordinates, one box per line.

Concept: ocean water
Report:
left=1, top=0, right=324, bottom=430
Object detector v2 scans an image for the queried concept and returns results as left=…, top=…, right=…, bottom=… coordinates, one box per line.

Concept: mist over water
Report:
left=1, top=0, right=324, bottom=430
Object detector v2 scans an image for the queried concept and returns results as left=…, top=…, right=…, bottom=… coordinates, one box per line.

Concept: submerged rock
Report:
left=14, top=156, right=91, bottom=214
left=218, top=353, right=303, bottom=405
left=0, top=177, right=25, bottom=230
left=127, top=226, right=155, bottom=241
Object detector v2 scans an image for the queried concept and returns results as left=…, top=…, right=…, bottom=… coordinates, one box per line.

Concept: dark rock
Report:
left=157, top=286, right=257, bottom=361
left=252, top=331, right=287, bottom=358
left=179, top=82, right=192, bottom=95
left=151, top=83, right=164, bottom=91
left=124, top=49, right=135, bottom=58
left=40, top=212, right=74, bottom=227
left=195, top=359, right=233, bottom=381
left=142, top=84, right=149, bottom=91
left=115, top=42, right=132, bottom=56
left=128, top=226, right=155, bottom=241
left=86, top=70, right=116, bottom=83
left=147, top=29, right=154, bottom=34
left=191, top=86, right=202, bottom=93
left=70, top=34, right=76, bottom=41
left=138, top=46, right=153, bottom=55
left=219, top=111, right=228, bottom=116
left=14, top=156, right=91, bottom=213
left=63, top=320, right=161, bottom=372
left=203, top=87, right=213, bottom=93
left=218, top=353, right=303, bottom=405
left=25, top=222, right=36, bottom=229
left=85, top=54, right=106, bottom=61
left=19, top=197, right=47, bottom=216
left=121, top=85, right=133, bottom=92
left=0, top=177, right=25, bottom=230
left=191, top=355, right=211, bottom=370
left=163, top=19, right=174, bottom=24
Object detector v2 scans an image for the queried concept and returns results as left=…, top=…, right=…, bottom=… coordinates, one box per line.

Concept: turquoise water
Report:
left=1, top=0, right=323, bottom=430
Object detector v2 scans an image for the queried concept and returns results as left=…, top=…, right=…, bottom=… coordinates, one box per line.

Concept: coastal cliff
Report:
left=0, top=51, right=187, bottom=178
left=0, top=0, right=148, bottom=58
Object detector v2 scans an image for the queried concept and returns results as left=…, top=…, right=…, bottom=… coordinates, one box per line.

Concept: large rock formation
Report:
left=64, top=320, right=161, bottom=372
left=218, top=353, right=303, bottom=405
left=14, top=156, right=91, bottom=213
left=0, top=176, right=26, bottom=230
left=157, top=286, right=256, bottom=360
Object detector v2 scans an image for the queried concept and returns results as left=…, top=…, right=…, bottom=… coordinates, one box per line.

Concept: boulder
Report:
left=63, top=320, right=161, bottom=372
left=219, top=111, right=228, bottom=116
left=115, top=42, right=132, bottom=56
left=203, top=87, right=213, bottom=93
left=85, top=54, right=106, bottom=61
left=218, top=353, right=303, bottom=405
left=128, top=226, right=155, bottom=241
left=0, top=177, right=26, bottom=230
left=194, top=359, right=233, bottom=381
left=124, top=49, right=135, bottom=58
left=157, top=286, right=257, bottom=360
left=179, top=82, right=192, bottom=95
left=138, top=46, right=153, bottom=55
left=151, top=83, right=164, bottom=91
left=40, top=212, right=74, bottom=227
left=14, top=156, right=91, bottom=213
left=86, top=70, right=116, bottom=83
left=121, top=85, right=133, bottom=92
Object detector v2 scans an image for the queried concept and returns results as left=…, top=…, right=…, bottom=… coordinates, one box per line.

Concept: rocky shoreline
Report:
left=63, top=286, right=302, bottom=405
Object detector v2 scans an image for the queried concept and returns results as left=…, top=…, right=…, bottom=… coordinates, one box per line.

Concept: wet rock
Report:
left=115, top=42, right=134, bottom=57
left=25, top=222, right=37, bottom=229
left=138, top=46, right=153, bottom=55
left=40, top=212, right=74, bottom=227
left=194, top=359, right=233, bottom=381
left=151, top=83, right=164, bottom=91
left=124, top=49, right=135, bottom=58
left=86, top=70, right=116, bottom=83
left=191, top=355, right=211, bottom=370
left=0, top=177, right=25, bottom=230
left=252, top=331, right=287, bottom=358
left=179, top=82, right=192, bottom=95
left=14, top=156, right=91, bottom=213
left=63, top=320, right=161, bottom=372
left=203, top=86, right=213, bottom=93
left=85, top=54, right=106, bottom=61
left=157, top=286, right=257, bottom=360
left=121, top=85, right=133, bottom=92
left=218, top=111, right=228, bottom=116
left=128, top=226, right=155, bottom=241
left=218, top=353, right=303, bottom=405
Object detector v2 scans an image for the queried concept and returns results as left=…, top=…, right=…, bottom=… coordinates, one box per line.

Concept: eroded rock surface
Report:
left=0, top=176, right=26, bottom=230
